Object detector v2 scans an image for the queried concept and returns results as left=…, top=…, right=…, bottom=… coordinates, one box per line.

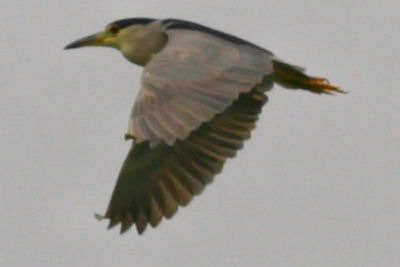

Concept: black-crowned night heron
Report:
left=65, top=18, right=344, bottom=234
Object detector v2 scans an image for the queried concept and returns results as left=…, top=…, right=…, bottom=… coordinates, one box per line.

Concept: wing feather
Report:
left=100, top=89, right=268, bottom=234
left=128, top=29, right=272, bottom=146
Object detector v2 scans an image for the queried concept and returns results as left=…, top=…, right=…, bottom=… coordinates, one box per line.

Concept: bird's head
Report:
left=64, top=18, right=167, bottom=65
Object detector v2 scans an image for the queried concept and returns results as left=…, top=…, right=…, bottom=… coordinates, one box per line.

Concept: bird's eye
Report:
left=108, top=25, right=120, bottom=34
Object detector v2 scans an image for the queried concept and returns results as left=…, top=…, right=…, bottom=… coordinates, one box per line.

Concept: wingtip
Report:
left=107, top=219, right=119, bottom=230
left=94, top=213, right=106, bottom=221
left=120, top=224, right=133, bottom=235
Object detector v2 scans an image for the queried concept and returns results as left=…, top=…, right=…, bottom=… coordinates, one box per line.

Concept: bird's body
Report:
left=65, top=18, right=343, bottom=234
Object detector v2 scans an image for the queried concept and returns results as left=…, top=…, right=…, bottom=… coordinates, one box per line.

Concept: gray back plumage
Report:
left=127, top=27, right=273, bottom=147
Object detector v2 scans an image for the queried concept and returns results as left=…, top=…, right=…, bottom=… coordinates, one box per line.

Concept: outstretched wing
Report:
left=101, top=89, right=268, bottom=234
left=127, top=29, right=272, bottom=147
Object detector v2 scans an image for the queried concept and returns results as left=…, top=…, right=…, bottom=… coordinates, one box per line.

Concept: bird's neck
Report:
left=120, top=22, right=167, bottom=66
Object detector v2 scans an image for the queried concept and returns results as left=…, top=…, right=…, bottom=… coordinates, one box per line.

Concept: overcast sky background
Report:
left=1, top=1, right=399, bottom=266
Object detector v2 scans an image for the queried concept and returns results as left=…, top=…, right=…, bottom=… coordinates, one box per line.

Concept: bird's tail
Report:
left=272, top=60, right=344, bottom=94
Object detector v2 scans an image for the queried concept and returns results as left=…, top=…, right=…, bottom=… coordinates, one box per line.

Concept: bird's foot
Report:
left=307, top=76, right=346, bottom=95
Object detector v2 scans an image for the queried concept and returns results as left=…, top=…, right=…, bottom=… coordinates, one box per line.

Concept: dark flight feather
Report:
left=100, top=89, right=268, bottom=234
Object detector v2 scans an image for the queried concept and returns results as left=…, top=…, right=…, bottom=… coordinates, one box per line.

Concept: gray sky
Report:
left=1, top=1, right=399, bottom=266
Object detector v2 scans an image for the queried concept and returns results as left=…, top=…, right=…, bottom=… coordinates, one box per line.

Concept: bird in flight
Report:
left=65, top=18, right=344, bottom=234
